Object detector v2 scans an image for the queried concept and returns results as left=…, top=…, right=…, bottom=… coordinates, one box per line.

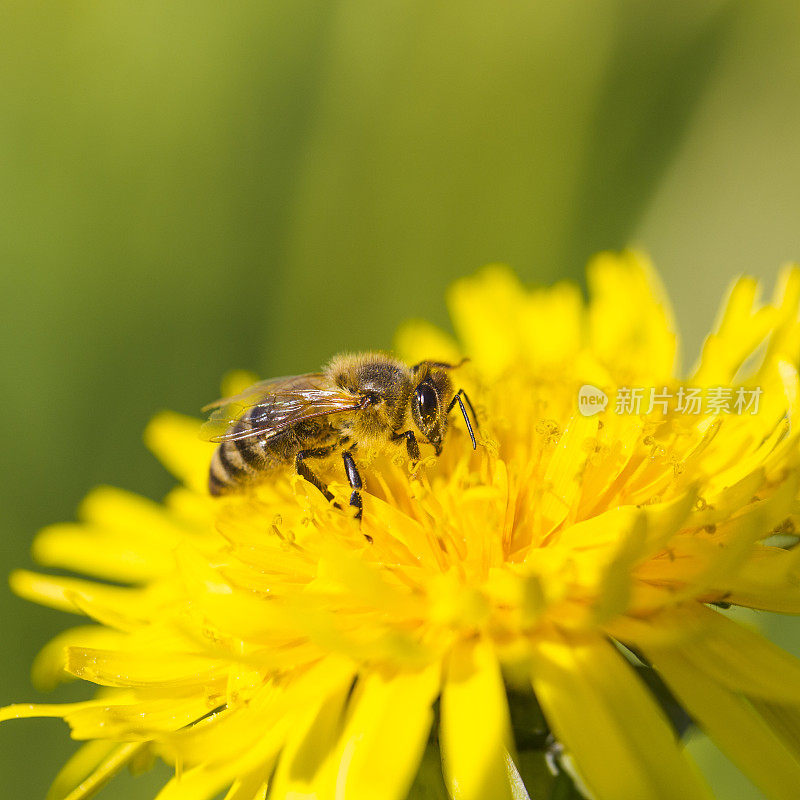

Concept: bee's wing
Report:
left=201, top=373, right=366, bottom=443
left=201, top=375, right=310, bottom=414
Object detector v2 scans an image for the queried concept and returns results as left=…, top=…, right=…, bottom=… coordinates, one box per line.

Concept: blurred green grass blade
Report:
left=563, top=1, right=740, bottom=275
left=274, top=1, right=618, bottom=369
left=635, top=0, right=800, bottom=357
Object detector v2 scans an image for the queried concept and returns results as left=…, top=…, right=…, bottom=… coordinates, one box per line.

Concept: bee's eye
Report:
left=415, top=383, right=439, bottom=426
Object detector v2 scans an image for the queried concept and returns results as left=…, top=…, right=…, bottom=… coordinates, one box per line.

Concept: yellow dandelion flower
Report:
left=5, top=251, right=800, bottom=800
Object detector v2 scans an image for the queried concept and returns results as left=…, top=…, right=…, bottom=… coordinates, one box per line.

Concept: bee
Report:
left=203, top=353, right=478, bottom=518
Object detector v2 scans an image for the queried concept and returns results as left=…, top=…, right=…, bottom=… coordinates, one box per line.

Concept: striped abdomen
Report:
left=208, top=435, right=273, bottom=496
left=208, top=402, right=280, bottom=495
left=207, top=401, right=339, bottom=496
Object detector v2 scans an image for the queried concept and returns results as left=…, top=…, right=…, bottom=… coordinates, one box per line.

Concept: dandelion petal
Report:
left=332, top=666, right=439, bottom=800
left=644, top=644, right=800, bottom=800
left=441, top=639, right=514, bottom=800
left=531, top=635, right=712, bottom=800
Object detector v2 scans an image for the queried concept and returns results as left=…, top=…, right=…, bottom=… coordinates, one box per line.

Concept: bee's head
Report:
left=409, top=361, right=456, bottom=453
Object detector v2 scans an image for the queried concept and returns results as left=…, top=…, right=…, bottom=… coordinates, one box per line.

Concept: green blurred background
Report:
left=2, top=1, right=800, bottom=797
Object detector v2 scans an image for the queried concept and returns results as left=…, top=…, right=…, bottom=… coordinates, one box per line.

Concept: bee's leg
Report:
left=391, top=430, right=421, bottom=463
left=341, top=450, right=363, bottom=521
left=447, top=388, right=479, bottom=449
left=295, top=447, right=335, bottom=504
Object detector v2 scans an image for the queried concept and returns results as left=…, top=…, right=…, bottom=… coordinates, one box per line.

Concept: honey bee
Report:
left=203, top=353, right=478, bottom=518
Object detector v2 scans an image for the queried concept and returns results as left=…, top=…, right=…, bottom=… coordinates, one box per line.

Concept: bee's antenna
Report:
left=447, top=388, right=479, bottom=450
left=413, top=357, right=470, bottom=372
